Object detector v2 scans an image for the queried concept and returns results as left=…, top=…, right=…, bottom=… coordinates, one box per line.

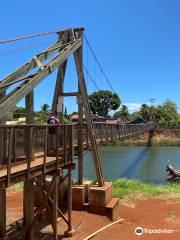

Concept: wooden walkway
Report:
left=0, top=122, right=154, bottom=187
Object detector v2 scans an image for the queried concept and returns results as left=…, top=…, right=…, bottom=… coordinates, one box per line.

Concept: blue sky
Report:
left=0, top=0, right=180, bottom=113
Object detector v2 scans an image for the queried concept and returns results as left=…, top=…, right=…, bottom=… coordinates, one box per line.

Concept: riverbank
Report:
left=113, top=178, right=180, bottom=199
left=12, top=178, right=180, bottom=200
left=113, top=136, right=180, bottom=146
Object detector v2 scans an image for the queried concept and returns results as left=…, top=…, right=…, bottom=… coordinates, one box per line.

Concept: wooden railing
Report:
left=0, top=122, right=154, bottom=187
left=85, top=122, right=155, bottom=145
left=0, top=124, right=74, bottom=187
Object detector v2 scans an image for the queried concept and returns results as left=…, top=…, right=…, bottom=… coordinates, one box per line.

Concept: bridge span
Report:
left=0, top=122, right=154, bottom=188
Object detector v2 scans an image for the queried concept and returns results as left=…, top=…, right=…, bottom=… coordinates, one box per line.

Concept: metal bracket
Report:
left=33, top=56, right=45, bottom=71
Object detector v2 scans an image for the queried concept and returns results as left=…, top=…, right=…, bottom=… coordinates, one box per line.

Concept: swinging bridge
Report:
left=0, top=28, right=155, bottom=239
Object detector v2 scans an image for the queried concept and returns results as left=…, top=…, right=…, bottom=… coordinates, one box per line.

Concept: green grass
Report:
left=8, top=178, right=180, bottom=200
left=113, top=178, right=180, bottom=198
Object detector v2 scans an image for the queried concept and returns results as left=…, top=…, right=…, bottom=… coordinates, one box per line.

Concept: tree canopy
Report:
left=89, top=90, right=121, bottom=117
left=113, top=99, right=180, bottom=127
left=113, top=105, right=129, bottom=121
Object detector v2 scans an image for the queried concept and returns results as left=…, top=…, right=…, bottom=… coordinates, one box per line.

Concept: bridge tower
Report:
left=0, top=28, right=105, bottom=239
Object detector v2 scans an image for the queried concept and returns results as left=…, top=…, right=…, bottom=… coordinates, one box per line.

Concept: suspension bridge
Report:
left=0, top=28, right=155, bottom=239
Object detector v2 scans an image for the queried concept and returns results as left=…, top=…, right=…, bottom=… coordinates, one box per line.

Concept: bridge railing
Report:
left=0, top=122, right=155, bottom=175
left=79, top=122, right=155, bottom=146
left=0, top=124, right=74, bottom=186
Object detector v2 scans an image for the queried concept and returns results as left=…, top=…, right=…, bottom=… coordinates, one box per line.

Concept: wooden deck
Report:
left=0, top=155, right=66, bottom=188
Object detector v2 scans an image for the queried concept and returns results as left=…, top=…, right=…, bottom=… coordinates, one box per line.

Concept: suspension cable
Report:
left=83, top=33, right=115, bottom=93
left=0, top=40, right=55, bottom=57
left=0, top=27, right=84, bottom=44
left=83, top=64, right=100, bottom=91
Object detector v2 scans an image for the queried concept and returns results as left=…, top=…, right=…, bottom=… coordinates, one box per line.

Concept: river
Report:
left=73, top=146, right=180, bottom=184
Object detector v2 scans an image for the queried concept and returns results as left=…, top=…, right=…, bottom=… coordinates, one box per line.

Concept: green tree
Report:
left=13, top=107, right=26, bottom=119
left=35, top=103, right=50, bottom=123
left=89, top=90, right=121, bottom=117
left=139, top=104, right=150, bottom=120
left=113, top=105, right=129, bottom=121
left=162, top=100, right=178, bottom=123
left=41, top=103, right=50, bottom=113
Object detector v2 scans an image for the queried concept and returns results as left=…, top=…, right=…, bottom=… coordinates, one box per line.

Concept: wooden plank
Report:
left=0, top=39, right=82, bottom=120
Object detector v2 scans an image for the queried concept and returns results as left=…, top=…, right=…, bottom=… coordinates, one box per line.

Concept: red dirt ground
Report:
left=6, top=189, right=180, bottom=240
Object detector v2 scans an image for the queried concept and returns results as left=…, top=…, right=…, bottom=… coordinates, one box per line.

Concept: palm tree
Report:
left=41, top=103, right=50, bottom=113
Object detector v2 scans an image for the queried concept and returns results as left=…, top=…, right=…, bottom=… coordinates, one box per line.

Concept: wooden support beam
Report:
left=62, top=92, right=78, bottom=97
left=74, top=46, right=104, bottom=187
left=0, top=39, right=82, bottom=120
left=67, top=168, right=72, bottom=232
left=24, top=90, right=34, bottom=239
left=52, top=176, right=59, bottom=240
left=0, top=189, right=6, bottom=239
left=25, top=91, right=34, bottom=124
left=0, top=41, right=62, bottom=89
left=23, top=179, right=34, bottom=240
left=7, top=127, right=13, bottom=187
left=0, top=90, right=6, bottom=240
left=52, top=60, right=67, bottom=123
left=77, top=85, right=84, bottom=184
left=0, top=89, right=6, bottom=165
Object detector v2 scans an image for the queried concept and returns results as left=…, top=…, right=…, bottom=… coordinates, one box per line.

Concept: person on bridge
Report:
left=47, top=113, right=60, bottom=125
left=47, top=112, right=60, bottom=152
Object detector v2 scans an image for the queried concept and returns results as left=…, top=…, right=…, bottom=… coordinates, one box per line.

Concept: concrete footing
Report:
left=72, top=180, right=93, bottom=210
left=72, top=181, right=119, bottom=221
left=89, top=182, right=112, bottom=206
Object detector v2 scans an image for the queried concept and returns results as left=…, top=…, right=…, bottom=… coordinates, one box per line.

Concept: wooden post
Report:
left=52, top=175, right=59, bottom=240
left=0, top=189, right=6, bottom=239
left=77, top=83, right=84, bottom=184
left=74, top=45, right=104, bottom=187
left=0, top=89, right=6, bottom=239
left=0, top=89, right=6, bottom=165
left=68, top=168, right=72, bottom=232
left=52, top=61, right=67, bottom=123
left=25, top=91, right=34, bottom=124
left=23, top=180, right=34, bottom=240
left=24, top=91, right=34, bottom=239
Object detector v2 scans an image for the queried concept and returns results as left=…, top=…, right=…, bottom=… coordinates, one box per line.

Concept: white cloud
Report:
left=124, top=102, right=142, bottom=112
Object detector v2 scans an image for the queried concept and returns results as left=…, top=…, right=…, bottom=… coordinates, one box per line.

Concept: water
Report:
left=73, top=146, right=180, bottom=184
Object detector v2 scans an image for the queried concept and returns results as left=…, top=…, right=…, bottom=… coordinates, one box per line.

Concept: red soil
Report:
left=6, top=189, right=180, bottom=240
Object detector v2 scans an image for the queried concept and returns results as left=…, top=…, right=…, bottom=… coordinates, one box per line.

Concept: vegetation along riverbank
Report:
left=113, top=178, right=180, bottom=198
left=113, top=136, right=180, bottom=146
